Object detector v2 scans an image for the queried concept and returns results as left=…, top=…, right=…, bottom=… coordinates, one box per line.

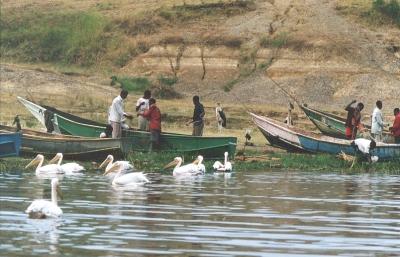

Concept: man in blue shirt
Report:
left=187, top=95, right=205, bottom=136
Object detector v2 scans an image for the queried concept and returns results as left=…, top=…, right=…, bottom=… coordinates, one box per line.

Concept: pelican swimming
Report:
left=25, top=154, right=64, bottom=175
left=193, top=155, right=206, bottom=174
left=48, top=153, right=85, bottom=175
left=25, top=178, right=63, bottom=218
left=99, top=155, right=134, bottom=173
left=213, top=152, right=232, bottom=172
left=164, top=156, right=204, bottom=176
left=103, top=163, right=149, bottom=186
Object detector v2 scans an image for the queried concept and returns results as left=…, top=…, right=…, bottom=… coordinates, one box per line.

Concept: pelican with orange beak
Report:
left=48, top=153, right=85, bottom=175
left=103, top=162, right=149, bottom=186
left=99, top=155, right=133, bottom=174
left=164, top=156, right=205, bottom=176
left=25, top=154, right=64, bottom=175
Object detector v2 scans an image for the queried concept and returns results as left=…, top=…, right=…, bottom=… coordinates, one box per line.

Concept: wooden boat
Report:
left=301, top=104, right=395, bottom=143
left=250, top=113, right=400, bottom=161
left=0, top=132, right=21, bottom=157
left=17, top=97, right=237, bottom=158
left=0, top=125, right=122, bottom=160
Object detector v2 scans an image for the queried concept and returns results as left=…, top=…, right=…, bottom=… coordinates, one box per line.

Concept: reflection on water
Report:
left=1, top=170, right=400, bottom=256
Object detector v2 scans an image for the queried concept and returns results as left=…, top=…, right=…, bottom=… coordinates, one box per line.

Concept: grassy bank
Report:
left=2, top=150, right=399, bottom=173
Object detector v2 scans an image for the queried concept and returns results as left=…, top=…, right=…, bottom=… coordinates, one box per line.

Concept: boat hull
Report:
left=18, top=97, right=237, bottom=158
left=250, top=113, right=400, bottom=161
left=0, top=132, right=21, bottom=157
left=301, top=105, right=395, bottom=143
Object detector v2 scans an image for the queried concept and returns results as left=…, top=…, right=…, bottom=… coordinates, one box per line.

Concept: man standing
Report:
left=136, top=90, right=151, bottom=131
left=371, top=100, right=384, bottom=142
left=187, top=95, right=205, bottom=136
left=109, top=90, right=132, bottom=138
left=142, top=98, right=161, bottom=151
left=345, top=100, right=364, bottom=140
left=389, top=108, right=400, bottom=144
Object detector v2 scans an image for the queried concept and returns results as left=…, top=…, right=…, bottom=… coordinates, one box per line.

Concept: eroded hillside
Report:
left=1, top=0, right=399, bottom=109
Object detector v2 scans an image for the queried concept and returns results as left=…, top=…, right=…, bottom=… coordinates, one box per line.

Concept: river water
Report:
left=0, top=170, right=399, bottom=256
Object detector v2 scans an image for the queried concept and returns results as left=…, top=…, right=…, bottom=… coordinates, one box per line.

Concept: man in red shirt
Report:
left=389, top=108, right=400, bottom=144
left=142, top=98, right=161, bottom=151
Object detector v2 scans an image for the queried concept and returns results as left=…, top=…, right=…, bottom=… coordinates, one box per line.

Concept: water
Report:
left=1, top=170, right=400, bottom=256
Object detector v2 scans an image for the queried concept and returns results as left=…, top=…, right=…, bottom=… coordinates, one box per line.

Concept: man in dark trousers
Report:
left=142, top=98, right=161, bottom=151
left=345, top=100, right=364, bottom=140
left=389, top=108, right=400, bottom=144
left=187, top=95, right=205, bottom=136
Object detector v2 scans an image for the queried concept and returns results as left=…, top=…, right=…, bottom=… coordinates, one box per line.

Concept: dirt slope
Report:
left=1, top=0, right=399, bottom=111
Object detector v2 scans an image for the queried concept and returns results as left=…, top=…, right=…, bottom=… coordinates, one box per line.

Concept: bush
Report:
left=372, top=0, right=400, bottom=26
left=158, top=75, right=178, bottom=86
left=112, top=76, right=150, bottom=92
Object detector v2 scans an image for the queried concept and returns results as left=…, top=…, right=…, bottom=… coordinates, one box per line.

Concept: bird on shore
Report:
left=213, top=152, right=232, bottom=172
left=48, top=153, right=85, bottom=175
left=25, top=154, right=64, bottom=175
left=164, top=156, right=205, bottom=176
left=103, top=162, right=149, bottom=186
left=25, top=178, right=63, bottom=219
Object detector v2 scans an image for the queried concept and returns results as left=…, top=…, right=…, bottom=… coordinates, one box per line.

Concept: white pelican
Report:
left=213, top=152, right=232, bottom=172
left=193, top=155, right=206, bottom=174
left=48, top=153, right=85, bottom=175
left=99, top=155, right=134, bottom=173
left=25, top=154, right=64, bottom=175
left=103, top=163, right=149, bottom=186
left=164, top=157, right=204, bottom=176
left=25, top=178, right=63, bottom=219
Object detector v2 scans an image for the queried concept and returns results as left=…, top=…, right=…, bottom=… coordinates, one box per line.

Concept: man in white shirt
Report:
left=109, top=90, right=132, bottom=138
left=351, top=138, right=378, bottom=163
left=371, top=100, right=384, bottom=142
left=136, top=90, right=151, bottom=131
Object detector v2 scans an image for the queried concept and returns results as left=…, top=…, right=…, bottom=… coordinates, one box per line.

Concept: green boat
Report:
left=17, top=97, right=237, bottom=158
left=301, top=104, right=395, bottom=143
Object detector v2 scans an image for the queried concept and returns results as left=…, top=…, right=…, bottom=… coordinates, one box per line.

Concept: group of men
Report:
left=345, top=100, right=400, bottom=164
left=106, top=89, right=209, bottom=150
left=107, top=89, right=161, bottom=150
left=344, top=100, right=400, bottom=144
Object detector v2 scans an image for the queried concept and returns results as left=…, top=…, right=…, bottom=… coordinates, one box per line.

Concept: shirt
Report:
left=371, top=107, right=384, bottom=134
left=143, top=105, right=161, bottom=131
left=109, top=95, right=126, bottom=123
left=193, top=103, right=205, bottom=124
left=136, top=97, right=149, bottom=114
left=353, top=138, right=371, bottom=154
left=391, top=113, right=400, bottom=137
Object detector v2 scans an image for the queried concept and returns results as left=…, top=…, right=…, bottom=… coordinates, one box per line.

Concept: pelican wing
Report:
left=25, top=200, right=63, bottom=218
left=115, top=161, right=134, bottom=171
left=113, top=172, right=149, bottom=186
left=213, top=161, right=223, bottom=170
left=61, top=163, right=85, bottom=174
left=38, top=164, right=64, bottom=174
left=173, top=163, right=198, bottom=176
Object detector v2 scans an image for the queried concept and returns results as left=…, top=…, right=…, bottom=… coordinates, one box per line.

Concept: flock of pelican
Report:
left=24, top=152, right=233, bottom=219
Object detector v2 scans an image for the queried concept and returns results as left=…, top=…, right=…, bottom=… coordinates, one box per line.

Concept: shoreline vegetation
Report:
left=2, top=149, right=399, bottom=173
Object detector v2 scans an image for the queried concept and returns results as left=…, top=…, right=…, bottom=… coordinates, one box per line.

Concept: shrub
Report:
left=158, top=75, right=178, bottom=86
left=112, top=76, right=150, bottom=92
left=372, top=0, right=400, bottom=26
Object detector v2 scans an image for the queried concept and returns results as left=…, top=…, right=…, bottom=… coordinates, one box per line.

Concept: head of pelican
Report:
left=48, top=153, right=63, bottom=165
left=192, top=155, right=204, bottom=165
left=164, top=157, right=183, bottom=170
left=99, top=155, right=114, bottom=169
left=25, top=154, right=45, bottom=169
left=51, top=178, right=63, bottom=202
left=102, top=162, right=123, bottom=176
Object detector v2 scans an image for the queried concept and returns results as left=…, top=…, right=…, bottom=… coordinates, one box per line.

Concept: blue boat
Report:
left=250, top=113, right=400, bottom=161
left=0, top=132, right=22, bottom=157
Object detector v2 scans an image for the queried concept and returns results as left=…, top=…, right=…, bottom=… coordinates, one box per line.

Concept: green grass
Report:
left=259, top=32, right=289, bottom=48
left=1, top=151, right=399, bottom=173
left=1, top=11, right=110, bottom=66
